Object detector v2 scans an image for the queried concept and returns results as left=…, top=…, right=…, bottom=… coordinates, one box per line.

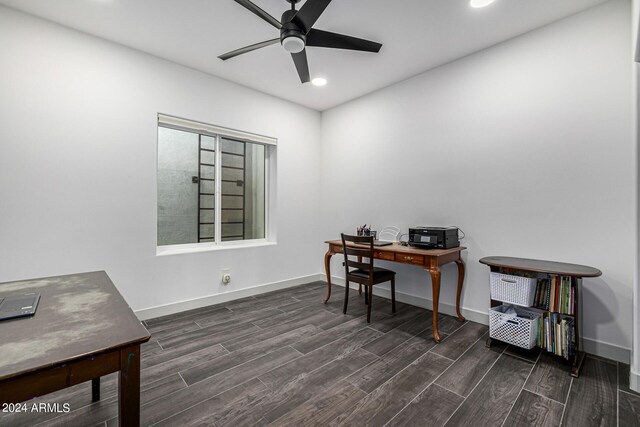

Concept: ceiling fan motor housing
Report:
left=280, top=10, right=306, bottom=53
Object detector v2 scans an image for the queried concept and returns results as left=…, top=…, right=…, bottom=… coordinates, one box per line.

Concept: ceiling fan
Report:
left=219, top=0, right=383, bottom=84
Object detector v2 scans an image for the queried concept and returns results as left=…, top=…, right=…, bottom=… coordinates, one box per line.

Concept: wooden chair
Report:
left=341, top=233, right=396, bottom=323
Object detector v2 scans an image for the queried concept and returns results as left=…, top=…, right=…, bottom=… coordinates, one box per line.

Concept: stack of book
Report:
left=533, top=276, right=574, bottom=315
left=538, top=312, right=574, bottom=359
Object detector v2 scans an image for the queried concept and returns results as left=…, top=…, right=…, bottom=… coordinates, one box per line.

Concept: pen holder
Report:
left=356, top=229, right=375, bottom=238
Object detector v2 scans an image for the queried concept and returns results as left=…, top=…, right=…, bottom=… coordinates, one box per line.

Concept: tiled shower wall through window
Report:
left=157, top=127, right=199, bottom=246
left=157, top=128, right=266, bottom=246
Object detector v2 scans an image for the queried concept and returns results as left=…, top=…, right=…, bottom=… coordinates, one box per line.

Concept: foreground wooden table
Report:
left=324, top=240, right=467, bottom=342
left=0, top=271, right=150, bottom=426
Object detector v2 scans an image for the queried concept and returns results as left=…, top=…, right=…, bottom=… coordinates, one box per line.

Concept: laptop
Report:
left=0, top=293, right=41, bottom=321
left=372, top=241, right=393, bottom=247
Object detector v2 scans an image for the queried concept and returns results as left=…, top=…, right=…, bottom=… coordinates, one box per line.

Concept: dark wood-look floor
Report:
left=1, top=281, right=639, bottom=427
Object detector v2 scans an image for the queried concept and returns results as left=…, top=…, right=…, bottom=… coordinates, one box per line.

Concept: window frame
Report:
left=156, top=114, right=276, bottom=255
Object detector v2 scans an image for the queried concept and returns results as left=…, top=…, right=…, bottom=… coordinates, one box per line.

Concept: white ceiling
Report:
left=0, top=0, right=610, bottom=110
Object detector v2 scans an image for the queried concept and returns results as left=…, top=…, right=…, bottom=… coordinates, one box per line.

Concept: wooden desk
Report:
left=0, top=271, right=150, bottom=426
left=324, top=241, right=467, bottom=342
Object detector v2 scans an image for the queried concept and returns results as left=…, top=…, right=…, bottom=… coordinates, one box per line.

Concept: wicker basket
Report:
left=489, top=305, right=543, bottom=349
left=490, top=272, right=537, bottom=307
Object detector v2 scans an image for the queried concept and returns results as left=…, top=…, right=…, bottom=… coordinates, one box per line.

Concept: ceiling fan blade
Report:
left=306, top=29, right=382, bottom=53
left=291, top=49, right=310, bottom=83
left=291, top=0, right=332, bottom=32
left=234, top=0, right=282, bottom=29
left=218, top=38, right=280, bottom=60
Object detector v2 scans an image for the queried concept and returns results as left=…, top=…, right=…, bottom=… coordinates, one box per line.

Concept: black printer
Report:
left=409, top=227, right=460, bottom=249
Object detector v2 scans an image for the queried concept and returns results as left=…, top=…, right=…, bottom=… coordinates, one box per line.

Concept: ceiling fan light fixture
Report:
left=470, top=0, right=496, bottom=8
left=282, top=36, right=305, bottom=53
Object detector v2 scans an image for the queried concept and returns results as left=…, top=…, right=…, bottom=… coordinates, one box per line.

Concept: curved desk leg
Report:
left=324, top=250, right=334, bottom=304
left=454, top=259, right=466, bottom=322
left=429, top=266, right=442, bottom=343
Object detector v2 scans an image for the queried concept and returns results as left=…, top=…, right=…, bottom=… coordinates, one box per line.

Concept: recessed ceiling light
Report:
left=470, top=0, right=496, bottom=8
left=311, top=77, right=327, bottom=87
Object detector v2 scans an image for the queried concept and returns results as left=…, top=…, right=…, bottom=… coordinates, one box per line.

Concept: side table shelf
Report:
left=479, top=256, right=602, bottom=378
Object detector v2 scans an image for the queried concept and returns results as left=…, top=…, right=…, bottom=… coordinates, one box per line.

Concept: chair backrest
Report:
left=341, top=233, right=375, bottom=284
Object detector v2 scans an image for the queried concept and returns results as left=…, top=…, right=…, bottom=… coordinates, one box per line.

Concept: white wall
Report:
left=0, top=6, right=322, bottom=312
left=320, top=0, right=634, bottom=358
left=632, top=0, right=640, bottom=392
left=0, top=1, right=635, bottom=361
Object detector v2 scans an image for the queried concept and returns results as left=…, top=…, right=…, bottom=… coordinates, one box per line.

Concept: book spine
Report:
left=544, top=313, right=548, bottom=351
left=560, top=277, right=564, bottom=314
left=564, top=277, right=569, bottom=314
left=559, top=278, right=563, bottom=312
left=560, top=319, right=567, bottom=357
left=562, top=277, right=566, bottom=314
left=558, top=321, right=562, bottom=356
left=552, top=313, right=555, bottom=354
left=568, top=278, right=571, bottom=314
left=538, top=314, right=542, bottom=348
left=570, top=280, right=574, bottom=315
left=558, top=277, right=562, bottom=313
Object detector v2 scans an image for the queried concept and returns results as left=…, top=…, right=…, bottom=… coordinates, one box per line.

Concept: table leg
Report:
left=119, top=345, right=141, bottom=427
left=91, top=377, right=100, bottom=402
left=454, top=259, right=466, bottom=322
left=429, top=266, right=442, bottom=343
left=571, top=351, right=586, bottom=378
left=324, top=250, right=334, bottom=303
left=357, top=256, right=363, bottom=296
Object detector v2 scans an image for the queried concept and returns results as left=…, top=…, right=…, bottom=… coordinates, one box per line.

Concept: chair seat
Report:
left=349, top=266, right=396, bottom=282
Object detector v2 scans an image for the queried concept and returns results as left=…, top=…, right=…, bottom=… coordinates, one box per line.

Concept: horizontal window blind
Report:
left=158, top=114, right=277, bottom=146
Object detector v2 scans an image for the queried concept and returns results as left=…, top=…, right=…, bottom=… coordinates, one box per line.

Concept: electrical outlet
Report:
left=221, top=268, right=231, bottom=285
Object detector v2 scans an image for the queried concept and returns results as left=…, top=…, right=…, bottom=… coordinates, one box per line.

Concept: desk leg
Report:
left=357, top=256, right=363, bottom=296
left=429, top=267, right=442, bottom=343
left=119, top=345, right=141, bottom=427
left=454, top=259, right=466, bottom=322
left=324, top=250, right=334, bottom=304
left=91, top=377, right=100, bottom=402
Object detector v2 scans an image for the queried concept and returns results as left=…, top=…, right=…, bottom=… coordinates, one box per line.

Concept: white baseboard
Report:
left=135, top=273, right=324, bottom=321
left=581, top=338, right=630, bottom=364
left=330, top=276, right=631, bottom=363
left=135, top=272, right=632, bottom=364
left=630, top=367, right=640, bottom=393
left=329, top=276, right=488, bottom=325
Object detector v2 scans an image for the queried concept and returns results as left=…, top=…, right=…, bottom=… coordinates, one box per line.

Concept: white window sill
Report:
left=156, top=240, right=277, bottom=257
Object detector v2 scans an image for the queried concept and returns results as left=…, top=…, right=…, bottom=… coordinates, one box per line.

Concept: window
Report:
left=157, top=114, right=274, bottom=250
